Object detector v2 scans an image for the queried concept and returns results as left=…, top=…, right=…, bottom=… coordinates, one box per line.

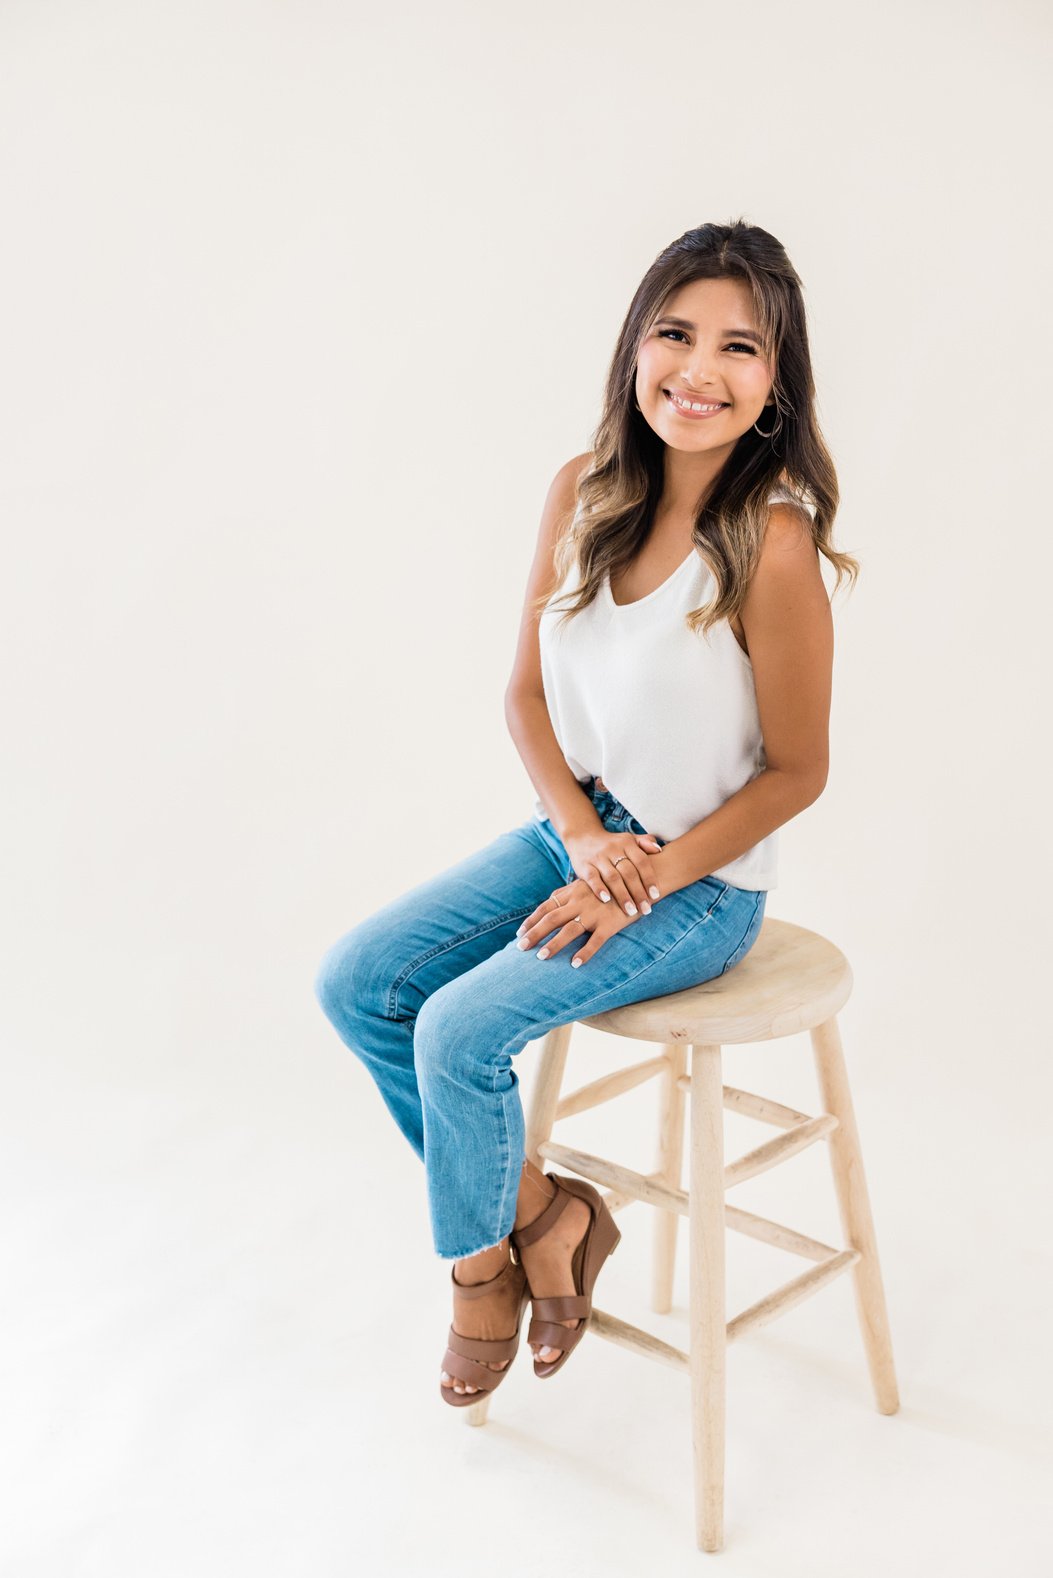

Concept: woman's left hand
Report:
left=515, top=876, right=642, bottom=968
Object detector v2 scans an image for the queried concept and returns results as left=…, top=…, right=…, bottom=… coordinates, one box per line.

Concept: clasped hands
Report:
left=515, top=826, right=665, bottom=969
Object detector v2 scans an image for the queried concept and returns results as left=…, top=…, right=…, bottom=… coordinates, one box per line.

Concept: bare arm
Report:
left=654, top=504, right=833, bottom=897
left=504, top=453, right=604, bottom=844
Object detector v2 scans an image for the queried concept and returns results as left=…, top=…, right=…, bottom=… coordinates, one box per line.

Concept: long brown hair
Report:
left=534, top=218, right=859, bottom=638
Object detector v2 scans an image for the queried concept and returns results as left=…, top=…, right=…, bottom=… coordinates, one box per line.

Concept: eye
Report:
left=657, top=329, right=758, bottom=355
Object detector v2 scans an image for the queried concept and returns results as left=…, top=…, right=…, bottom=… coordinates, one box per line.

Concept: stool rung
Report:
left=726, top=1249, right=861, bottom=1344
left=725, top=1202, right=841, bottom=1262
left=602, top=1181, right=653, bottom=1215
left=587, top=1307, right=690, bottom=1373
left=724, top=1114, right=839, bottom=1188
left=588, top=1249, right=858, bottom=1361
left=675, top=1075, right=817, bottom=1130
left=541, top=1128, right=841, bottom=1207
left=721, top=1084, right=815, bottom=1128
left=556, top=1054, right=668, bottom=1120
left=538, top=1141, right=688, bottom=1214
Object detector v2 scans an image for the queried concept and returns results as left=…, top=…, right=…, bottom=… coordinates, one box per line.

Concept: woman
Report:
left=314, top=218, right=857, bottom=1405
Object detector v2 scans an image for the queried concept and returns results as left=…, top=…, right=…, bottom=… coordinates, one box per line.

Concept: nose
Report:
left=682, top=351, right=719, bottom=390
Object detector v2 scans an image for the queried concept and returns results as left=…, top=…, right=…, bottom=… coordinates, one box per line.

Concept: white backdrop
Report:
left=2, top=2, right=1050, bottom=1574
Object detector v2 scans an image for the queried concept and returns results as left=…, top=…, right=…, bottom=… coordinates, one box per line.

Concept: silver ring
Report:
left=612, top=856, right=628, bottom=866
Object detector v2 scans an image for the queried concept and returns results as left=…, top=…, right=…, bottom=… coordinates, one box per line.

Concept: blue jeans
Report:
left=313, top=777, right=766, bottom=1260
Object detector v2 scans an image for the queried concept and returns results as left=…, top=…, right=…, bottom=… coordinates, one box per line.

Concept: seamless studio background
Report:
left=1, top=1, right=1050, bottom=1574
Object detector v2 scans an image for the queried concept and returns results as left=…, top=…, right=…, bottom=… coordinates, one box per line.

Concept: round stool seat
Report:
left=579, top=917, right=853, bottom=1046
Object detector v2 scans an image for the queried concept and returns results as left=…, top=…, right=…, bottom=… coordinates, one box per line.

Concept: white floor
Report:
left=4, top=996, right=1050, bottom=1578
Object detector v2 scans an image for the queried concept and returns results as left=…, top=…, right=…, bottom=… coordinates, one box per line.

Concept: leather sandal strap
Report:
left=445, top=1324, right=521, bottom=1363
left=510, top=1177, right=571, bottom=1250
left=449, top=1256, right=521, bottom=1300
left=529, top=1316, right=586, bottom=1354
left=527, top=1292, right=590, bottom=1322
left=442, top=1349, right=506, bottom=1390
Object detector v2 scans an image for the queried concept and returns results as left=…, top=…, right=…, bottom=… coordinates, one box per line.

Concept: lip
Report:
left=663, top=389, right=729, bottom=420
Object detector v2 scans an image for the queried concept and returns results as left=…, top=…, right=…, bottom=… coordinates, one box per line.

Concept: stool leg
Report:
left=652, top=1042, right=686, bottom=1314
left=524, top=1022, right=574, bottom=1170
left=689, top=1042, right=726, bottom=1552
left=810, top=1015, right=900, bottom=1416
left=465, top=1023, right=574, bottom=1429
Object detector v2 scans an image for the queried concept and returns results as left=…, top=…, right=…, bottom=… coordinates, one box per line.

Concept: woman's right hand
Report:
left=563, top=827, right=664, bottom=918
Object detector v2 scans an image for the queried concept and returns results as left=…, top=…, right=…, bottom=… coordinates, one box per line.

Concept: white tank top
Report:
left=534, top=488, right=794, bottom=891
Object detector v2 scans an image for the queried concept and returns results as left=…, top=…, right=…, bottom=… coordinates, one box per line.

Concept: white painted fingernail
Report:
left=600, top=891, right=610, bottom=902
left=649, top=887, right=660, bottom=899
left=572, top=958, right=582, bottom=968
left=625, top=902, right=637, bottom=915
left=517, top=939, right=529, bottom=949
left=537, top=948, right=549, bottom=960
left=641, top=902, right=651, bottom=914
left=441, top=1371, right=451, bottom=1381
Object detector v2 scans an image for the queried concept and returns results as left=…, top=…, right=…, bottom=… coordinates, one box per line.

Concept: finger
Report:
left=605, top=855, right=651, bottom=917
left=569, top=925, right=610, bottom=968
left=580, top=863, right=613, bottom=905
left=535, top=917, right=590, bottom=961
left=515, top=897, right=561, bottom=947
left=631, top=837, right=664, bottom=900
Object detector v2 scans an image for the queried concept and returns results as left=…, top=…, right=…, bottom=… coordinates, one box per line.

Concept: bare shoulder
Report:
left=763, top=497, right=816, bottom=553
left=534, top=449, right=593, bottom=563
left=740, top=499, right=832, bottom=793
left=741, top=498, right=831, bottom=664
left=504, top=450, right=594, bottom=703
left=549, top=449, right=594, bottom=516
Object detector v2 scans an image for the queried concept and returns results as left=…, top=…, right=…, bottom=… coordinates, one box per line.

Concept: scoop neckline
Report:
left=600, top=486, right=794, bottom=612
left=603, top=549, right=697, bottom=611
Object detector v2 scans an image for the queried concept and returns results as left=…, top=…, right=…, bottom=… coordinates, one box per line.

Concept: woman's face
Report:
left=634, top=276, right=776, bottom=454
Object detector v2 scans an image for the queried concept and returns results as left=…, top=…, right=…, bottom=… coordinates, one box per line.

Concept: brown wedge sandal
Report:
left=439, top=1252, right=531, bottom=1408
left=510, top=1171, right=622, bottom=1379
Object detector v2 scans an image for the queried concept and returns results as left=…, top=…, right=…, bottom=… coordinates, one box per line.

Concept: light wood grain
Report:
left=463, top=917, right=899, bottom=1553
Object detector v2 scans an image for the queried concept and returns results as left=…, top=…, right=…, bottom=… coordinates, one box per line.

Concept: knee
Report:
left=413, top=984, right=514, bottom=1092
left=411, top=989, right=450, bottom=1075
left=313, top=922, right=386, bottom=1026
left=313, top=936, right=348, bottom=1023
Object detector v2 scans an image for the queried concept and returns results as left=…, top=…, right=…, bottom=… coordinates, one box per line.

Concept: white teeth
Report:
left=668, top=392, right=726, bottom=412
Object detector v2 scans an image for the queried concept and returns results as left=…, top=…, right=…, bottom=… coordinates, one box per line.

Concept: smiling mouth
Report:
left=663, top=390, right=729, bottom=417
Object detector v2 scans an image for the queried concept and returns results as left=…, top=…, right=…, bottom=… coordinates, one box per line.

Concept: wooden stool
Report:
left=466, top=916, right=900, bottom=1552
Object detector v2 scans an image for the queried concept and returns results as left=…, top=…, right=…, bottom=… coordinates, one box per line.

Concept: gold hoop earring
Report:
left=754, top=405, right=782, bottom=439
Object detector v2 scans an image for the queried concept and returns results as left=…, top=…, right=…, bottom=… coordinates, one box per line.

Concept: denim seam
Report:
left=719, top=894, right=763, bottom=976
left=435, top=1060, right=520, bottom=1261
left=566, top=882, right=733, bottom=1018
left=491, top=1062, right=519, bottom=1254
left=387, top=906, right=536, bottom=1019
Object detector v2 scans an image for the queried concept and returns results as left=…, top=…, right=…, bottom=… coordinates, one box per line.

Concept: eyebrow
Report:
left=654, top=316, right=765, bottom=345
